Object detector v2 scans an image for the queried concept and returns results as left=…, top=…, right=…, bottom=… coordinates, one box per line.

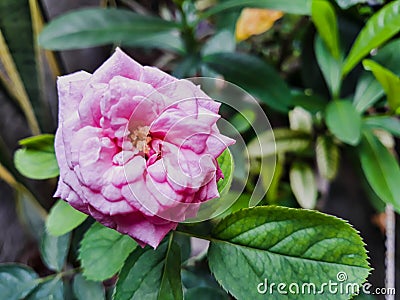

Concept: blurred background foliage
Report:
left=1, top=0, right=400, bottom=299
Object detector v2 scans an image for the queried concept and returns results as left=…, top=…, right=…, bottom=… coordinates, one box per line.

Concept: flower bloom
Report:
left=54, top=48, right=234, bottom=248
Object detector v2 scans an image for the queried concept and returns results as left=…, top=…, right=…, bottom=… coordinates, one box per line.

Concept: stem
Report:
left=385, top=204, right=395, bottom=300
left=0, top=162, right=17, bottom=188
left=177, top=3, right=198, bottom=55
left=36, top=268, right=82, bottom=284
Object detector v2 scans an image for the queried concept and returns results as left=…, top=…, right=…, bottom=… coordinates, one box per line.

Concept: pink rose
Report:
left=54, top=48, right=235, bottom=248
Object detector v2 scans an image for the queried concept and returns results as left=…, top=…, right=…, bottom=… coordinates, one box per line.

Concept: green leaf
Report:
left=362, top=59, right=400, bottom=112
left=217, top=148, right=234, bottom=197
left=312, top=0, right=340, bottom=59
left=203, top=52, right=292, bottom=113
left=26, top=277, right=64, bottom=300
left=363, top=116, right=400, bottom=137
left=289, top=162, right=317, bottom=209
left=230, top=109, right=256, bottom=133
left=14, top=134, right=59, bottom=180
left=314, top=35, right=342, bottom=98
left=218, top=192, right=251, bottom=219
left=325, top=100, right=362, bottom=146
left=353, top=73, right=384, bottom=113
left=208, top=206, right=370, bottom=300
left=185, top=287, right=228, bottom=300
left=201, top=0, right=312, bottom=20
left=114, top=238, right=183, bottom=300
left=265, top=155, right=284, bottom=202
left=0, top=264, right=39, bottom=300
left=39, top=8, right=183, bottom=52
left=73, top=274, right=105, bottom=300
left=40, top=231, right=71, bottom=272
left=316, top=136, right=340, bottom=180
left=79, top=222, right=137, bottom=281
left=247, top=128, right=310, bottom=157
left=14, top=148, right=59, bottom=180
left=291, top=92, right=327, bottom=114
left=18, top=134, right=55, bottom=151
left=46, top=200, right=88, bottom=236
left=358, top=130, right=400, bottom=211
left=342, top=1, right=400, bottom=76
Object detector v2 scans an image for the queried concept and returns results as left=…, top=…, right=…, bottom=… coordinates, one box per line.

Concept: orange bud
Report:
left=235, top=8, right=284, bottom=42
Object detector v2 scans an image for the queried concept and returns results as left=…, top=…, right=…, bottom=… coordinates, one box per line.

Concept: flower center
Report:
left=129, top=125, right=151, bottom=154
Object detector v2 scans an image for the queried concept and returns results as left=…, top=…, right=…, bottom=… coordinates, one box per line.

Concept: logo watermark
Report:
left=257, top=272, right=396, bottom=296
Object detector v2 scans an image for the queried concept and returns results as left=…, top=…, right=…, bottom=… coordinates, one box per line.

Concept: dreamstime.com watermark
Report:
left=257, top=272, right=396, bottom=296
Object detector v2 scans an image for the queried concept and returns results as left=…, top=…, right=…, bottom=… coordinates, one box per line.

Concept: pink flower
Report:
left=54, top=48, right=234, bottom=248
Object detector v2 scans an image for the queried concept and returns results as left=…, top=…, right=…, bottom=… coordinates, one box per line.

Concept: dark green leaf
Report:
left=342, top=1, right=400, bottom=76
left=46, top=200, right=88, bottom=236
left=73, top=273, right=105, bottom=300
left=353, top=73, right=384, bottom=113
left=182, top=268, right=220, bottom=290
left=204, top=52, right=292, bottom=113
left=363, top=59, right=400, bottom=113
left=26, top=277, right=64, bottom=300
left=358, top=130, right=400, bottom=211
left=373, top=38, right=400, bottom=75
left=208, top=206, right=370, bottom=300
left=14, top=135, right=58, bottom=180
left=158, top=242, right=183, bottom=300
left=363, top=116, right=400, bottom=137
left=201, top=0, right=312, bottom=20
left=291, top=92, right=327, bottom=114
left=0, top=0, right=50, bottom=130
left=314, top=35, right=342, bottom=98
left=312, top=1, right=340, bottom=59
left=40, top=231, right=71, bottom=272
left=0, top=264, right=39, bottom=300
left=316, top=136, right=340, bottom=180
left=325, top=100, right=362, bottom=145
left=39, top=8, right=183, bottom=52
left=114, top=239, right=183, bottom=300
left=79, top=222, right=137, bottom=281
left=185, top=287, right=228, bottom=300
left=289, top=161, right=317, bottom=209
left=173, top=234, right=191, bottom=263
left=14, top=183, right=47, bottom=242
left=247, top=128, right=310, bottom=157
